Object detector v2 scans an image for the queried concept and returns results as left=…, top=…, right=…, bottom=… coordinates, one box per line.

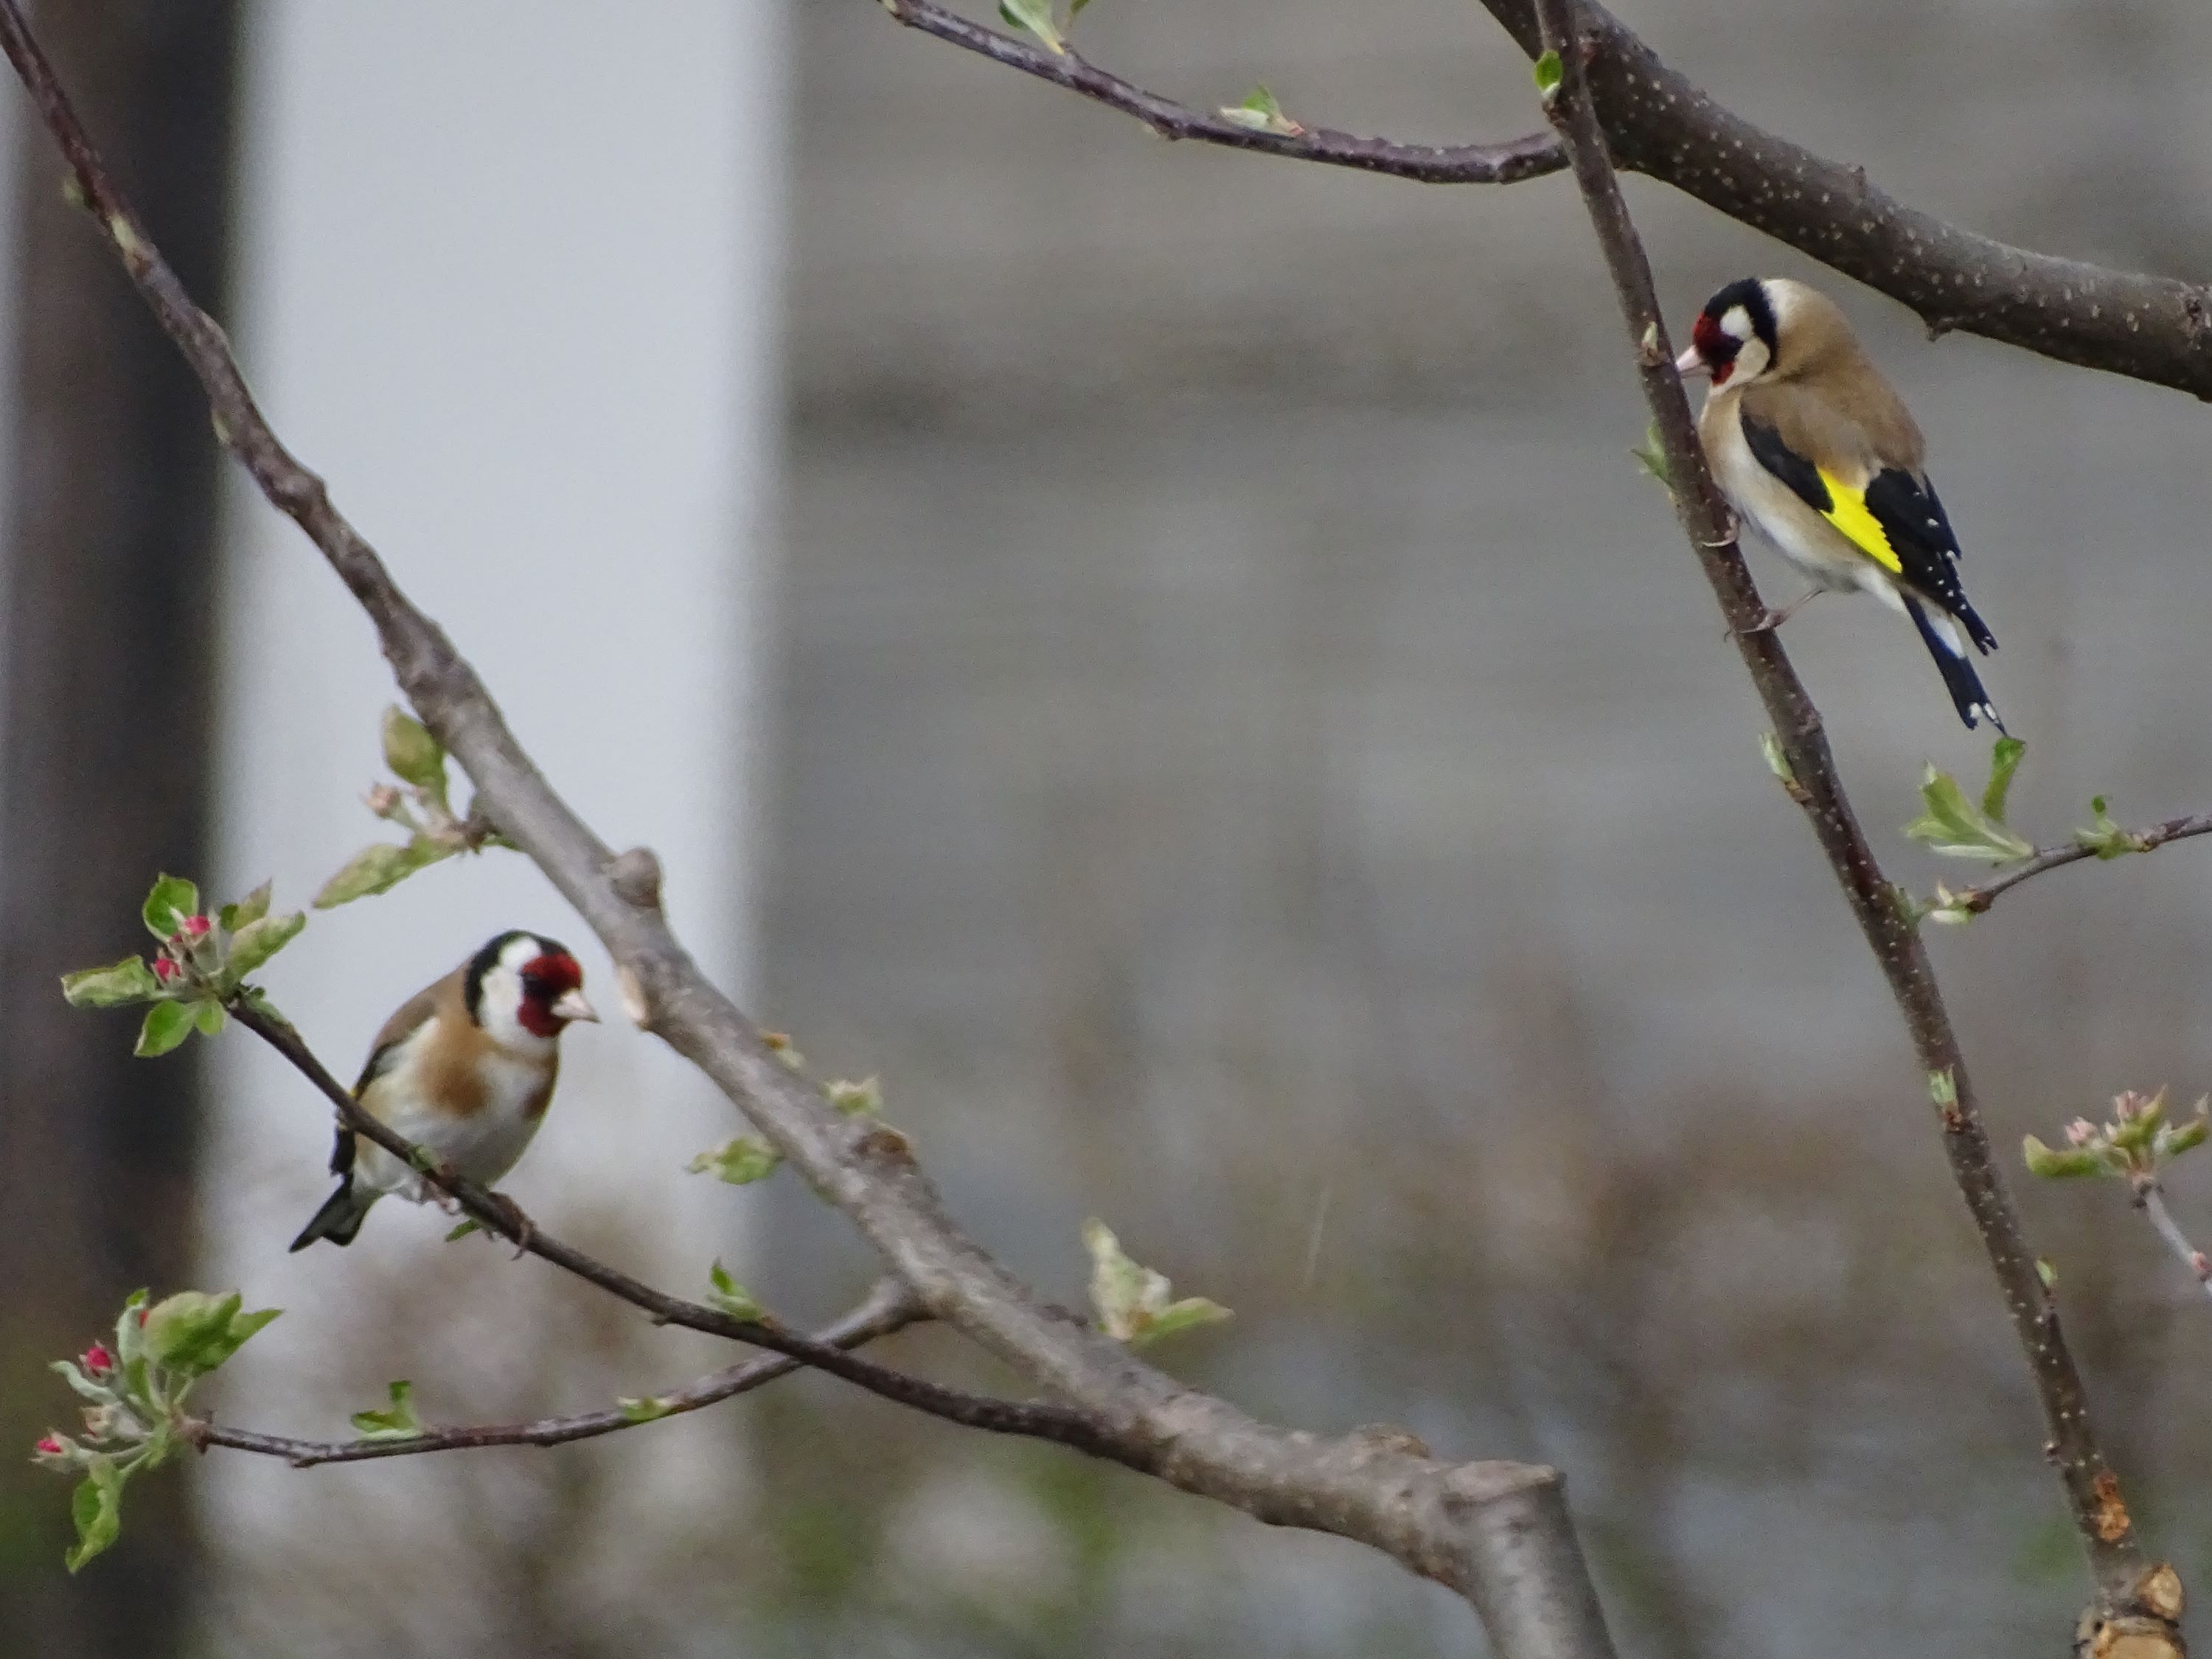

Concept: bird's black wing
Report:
left=1739, top=412, right=1832, bottom=515
left=1739, top=411, right=1994, bottom=653
left=331, top=1026, right=412, bottom=1175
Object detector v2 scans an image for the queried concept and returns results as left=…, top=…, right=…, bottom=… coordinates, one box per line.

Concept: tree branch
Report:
left=2132, top=1182, right=2212, bottom=1308
left=1949, top=813, right=2212, bottom=915
left=226, top=1000, right=1128, bottom=1466
left=1526, top=0, right=2173, bottom=1638
left=1480, top=0, right=2212, bottom=400
left=187, top=1279, right=922, bottom=1467
left=875, top=1, right=2212, bottom=400
left=0, top=7, right=1617, bottom=1652
left=879, top=0, right=1563, bottom=186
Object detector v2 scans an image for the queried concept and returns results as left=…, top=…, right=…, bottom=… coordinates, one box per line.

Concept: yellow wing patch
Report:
left=1815, top=467, right=1902, bottom=575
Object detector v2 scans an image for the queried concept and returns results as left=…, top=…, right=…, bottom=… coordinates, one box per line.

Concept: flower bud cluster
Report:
left=155, top=912, right=218, bottom=987
left=32, top=1338, right=153, bottom=1474
left=2024, top=1088, right=2211, bottom=1182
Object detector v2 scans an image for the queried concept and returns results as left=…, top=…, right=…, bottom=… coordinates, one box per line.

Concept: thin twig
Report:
left=880, top=0, right=1563, bottom=186
left=2132, top=1181, right=2212, bottom=1307
left=0, top=7, right=1615, bottom=1650
left=1527, top=0, right=2155, bottom=1625
left=1952, top=813, right=2212, bottom=914
left=229, top=1001, right=1130, bottom=1467
left=188, top=1279, right=922, bottom=1467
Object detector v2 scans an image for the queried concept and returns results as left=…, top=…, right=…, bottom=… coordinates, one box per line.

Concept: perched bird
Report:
left=1676, top=276, right=2003, bottom=732
left=289, top=931, right=598, bottom=1251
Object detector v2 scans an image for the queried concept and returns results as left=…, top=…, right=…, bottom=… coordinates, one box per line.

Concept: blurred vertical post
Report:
left=0, top=0, right=238, bottom=1649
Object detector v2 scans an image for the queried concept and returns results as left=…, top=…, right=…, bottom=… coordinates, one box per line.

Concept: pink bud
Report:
left=153, top=957, right=179, bottom=984
left=33, top=1434, right=60, bottom=1457
left=2065, top=1119, right=2097, bottom=1146
left=80, top=1342, right=114, bottom=1378
left=179, top=914, right=212, bottom=939
left=135, top=1307, right=147, bottom=1327
left=364, top=783, right=403, bottom=816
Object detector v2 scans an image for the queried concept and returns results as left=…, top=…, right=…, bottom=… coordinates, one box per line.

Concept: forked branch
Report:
left=1527, top=0, right=2174, bottom=1641
left=0, top=4, right=1616, bottom=1652
left=229, top=1001, right=1127, bottom=1463
left=189, top=1279, right=923, bottom=1467
left=877, top=0, right=2212, bottom=400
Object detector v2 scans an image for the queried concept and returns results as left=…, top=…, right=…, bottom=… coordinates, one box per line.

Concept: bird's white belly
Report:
left=355, top=1049, right=551, bottom=1202
left=1704, top=399, right=1905, bottom=613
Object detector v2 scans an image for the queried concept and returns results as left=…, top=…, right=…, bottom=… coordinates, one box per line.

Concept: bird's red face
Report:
left=1688, top=311, right=1739, bottom=385
left=516, top=950, right=596, bottom=1038
left=1677, top=278, right=1775, bottom=389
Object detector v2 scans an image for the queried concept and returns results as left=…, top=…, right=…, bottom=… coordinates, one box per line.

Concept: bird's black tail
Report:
left=1905, top=597, right=2004, bottom=733
left=288, top=1177, right=376, bottom=1251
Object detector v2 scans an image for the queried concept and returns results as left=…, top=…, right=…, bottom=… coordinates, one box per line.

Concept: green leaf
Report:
left=193, top=1000, right=227, bottom=1037
left=1217, top=84, right=1303, bottom=137
left=351, top=1380, right=424, bottom=1439
left=1083, top=1218, right=1231, bottom=1346
left=380, top=706, right=448, bottom=799
left=1927, top=1068, right=1957, bottom=1108
left=114, top=1290, right=148, bottom=1374
left=218, top=880, right=273, bottom=933
left=1136, top=1297, right=1234, bottom=1346
left=1630, top=420, right=1672, bottom=487
left=141, top=875, right=200, bottom=939
left=1980, top=736, right=2027, bottom=823
left=619, top=1396, right=674, bottom=1424
left=2023, top=1134, right=2114, bottom=1180
left=139, top=1290, right=280, bottom=1381
left=1902, top=765, right=2034, bottom=863
left=444, top=1219, right=483, bottom=1242
left=686, top=1137, right=782, bottom=1185
left=2163, top=1112, right=2211, bottom=1158
left=227, top=910, right=306, bottom=979
left=1758, top=731, right=1796, bottom=788
left=997, top=0, right=1063, bottom=54
left=312, top=838, right=449, bottom=909
left=60, top=956, right=160, bottom=1009
left=825, top=1077, right=883, bottom=1117
left=2073, top=796, right=2145, bottom=860
left=2112, top=1093, right=2168, bottom=1152
left=1532, top=49, right=1563, bottom=94
left=706, top=1260, right=763, bottom=1322
left=134, top=1001, right=198, bottom=1058
left=64, top=1455, right=123, bottom=1573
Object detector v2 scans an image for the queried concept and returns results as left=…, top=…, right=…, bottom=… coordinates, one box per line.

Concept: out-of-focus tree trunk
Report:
left=0, top=2, right=238, bottom=1650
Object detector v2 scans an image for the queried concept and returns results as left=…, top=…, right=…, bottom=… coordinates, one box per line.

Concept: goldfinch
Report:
left=289, top=931, right=598, bottom=1251
left=1676, top=276, right=2003, bottom=732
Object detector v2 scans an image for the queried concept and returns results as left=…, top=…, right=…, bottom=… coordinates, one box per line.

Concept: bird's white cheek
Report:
left=1732, top=339, right=1772, bottom=383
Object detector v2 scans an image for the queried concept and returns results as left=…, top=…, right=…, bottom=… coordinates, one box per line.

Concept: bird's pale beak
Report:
left=551, top=988, right=599, bottom=1024
left=1674, top=344, right=1711, bottom=379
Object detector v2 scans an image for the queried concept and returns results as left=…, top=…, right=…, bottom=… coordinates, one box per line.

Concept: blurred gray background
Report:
left=7, top=0, right=2212, bottom=1655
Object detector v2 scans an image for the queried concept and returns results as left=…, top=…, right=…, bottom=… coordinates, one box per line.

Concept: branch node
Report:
left=608, top=845, right=665, bottom=912
left=1352, top=1422, right=1432, bottom=1458
left=855, top=1125, right=916, bottom=1166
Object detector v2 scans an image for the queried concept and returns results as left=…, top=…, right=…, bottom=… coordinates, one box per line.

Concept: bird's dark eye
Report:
left=521, top=971, right=547, bottom=998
